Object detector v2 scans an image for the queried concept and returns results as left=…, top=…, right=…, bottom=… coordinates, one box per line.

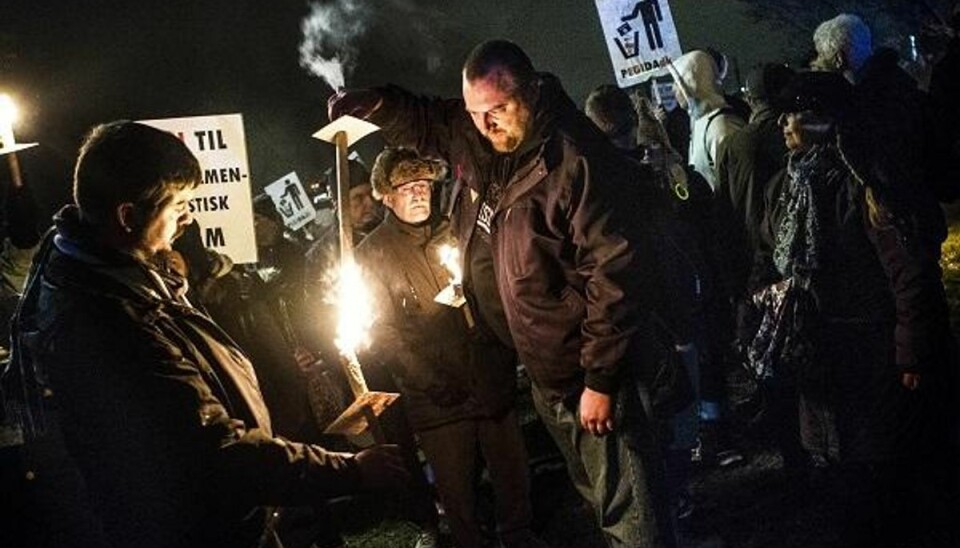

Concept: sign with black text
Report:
left=264, top=172, right=317, bottom=231
left=594, top=0, right=683, bottom=87
left=140, top=114, right=257, bottom=264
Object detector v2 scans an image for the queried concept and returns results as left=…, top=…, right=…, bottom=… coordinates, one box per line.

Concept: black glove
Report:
left=327, top=88, right=382, bottom=122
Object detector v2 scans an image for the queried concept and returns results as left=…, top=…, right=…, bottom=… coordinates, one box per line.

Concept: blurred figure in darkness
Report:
left=0, top=147, right=43, bottom=546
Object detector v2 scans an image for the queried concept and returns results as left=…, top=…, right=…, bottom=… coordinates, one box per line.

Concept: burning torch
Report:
left=313, top=115, right=397, bottom=442
left=435, top=243, right=475, bottom=329
left=0, top=93, right=39, bottom=188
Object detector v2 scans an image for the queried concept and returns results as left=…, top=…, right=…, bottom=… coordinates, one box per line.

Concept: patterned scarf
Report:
left=748, top=145, right=843, bottom=381
left=772, top=144, right=843, bottom=287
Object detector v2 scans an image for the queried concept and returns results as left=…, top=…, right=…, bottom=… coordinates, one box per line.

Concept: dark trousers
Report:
left=531, top=382, right=675, bottom=548
left=416, top=409, right=533, bottom=548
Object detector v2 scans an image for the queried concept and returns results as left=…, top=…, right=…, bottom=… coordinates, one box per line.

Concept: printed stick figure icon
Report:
left=622, top=0, right=664, bottom=50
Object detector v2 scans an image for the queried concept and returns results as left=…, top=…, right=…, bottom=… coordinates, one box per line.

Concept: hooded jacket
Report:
left=669, top=50, right=745, bottom=191
left=363, top=74, right=661, bottom=403
left=7, top=206, right=362, bottom=548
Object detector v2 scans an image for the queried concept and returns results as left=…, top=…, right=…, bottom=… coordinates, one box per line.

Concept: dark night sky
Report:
left=0, top=1, right=641, bottom=189
left=1, top=0, right=934, bottom=220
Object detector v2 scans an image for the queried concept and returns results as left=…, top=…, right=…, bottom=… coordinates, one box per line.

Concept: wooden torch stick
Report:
left=7, top=152, right=23, bottom=189
left=332, top=130, right=386, bottom=445
left=335, top=130, right=353, bottom=257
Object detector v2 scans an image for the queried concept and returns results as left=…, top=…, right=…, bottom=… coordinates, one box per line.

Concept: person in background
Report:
left=702, top=47, right=752, bottom=121
left=302, top=155, right=444, bottom=548
left=810, top=13, right=874, bottom=82
left=168, top=219, right=233, bottom=310
left=305, top=158, right=383, bottom=281
left=813, top=13, right=953, bottom=215
left=585, top=83, right=709, bottom=529
left=667, top=49, right=746, bottom=194
left=356, top=147, right=543, bottom=548
left=304, top=158, right=384, bottom=397
left=207, top=195, right=316, bottom=440
left=668, top=49, right=747, bottom=467
left=713, top=62, right=806, bottom=474
left=2, top=120, right=407, bottom=548
left=715, top=62, right=795, bottom=297
left=0, top=146, right=43, bottom=546
left=750, top=72, right=958, bottom=546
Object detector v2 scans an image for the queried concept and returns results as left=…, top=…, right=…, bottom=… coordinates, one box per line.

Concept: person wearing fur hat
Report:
left=357, top=147, right=544, bottom=548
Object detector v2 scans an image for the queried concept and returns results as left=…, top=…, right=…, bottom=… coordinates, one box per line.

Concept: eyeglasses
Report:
left=391, top=179, right=433, bottom=196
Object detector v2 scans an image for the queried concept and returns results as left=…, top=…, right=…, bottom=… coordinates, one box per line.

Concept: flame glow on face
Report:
left=334, top=258, right=374, bottom=360
left=438, top=243, right=462, bottom=285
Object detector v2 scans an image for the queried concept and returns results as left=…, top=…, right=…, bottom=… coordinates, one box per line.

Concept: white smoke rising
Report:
left=299, top=0, right=451, bottom=90
left=299, top=0, right=373, bottom=91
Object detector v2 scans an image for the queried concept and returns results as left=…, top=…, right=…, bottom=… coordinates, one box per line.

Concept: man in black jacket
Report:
left=330, top=40, right=675, bottom=547
left=714, top=63, right=794, bottom=299
left=2, top=121, right=407, bottom=548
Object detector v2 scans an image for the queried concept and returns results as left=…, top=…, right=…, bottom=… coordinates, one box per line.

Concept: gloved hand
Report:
left=327, top=88, right=383, bottom=122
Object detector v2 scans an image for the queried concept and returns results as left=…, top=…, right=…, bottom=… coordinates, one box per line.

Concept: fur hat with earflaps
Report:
left=370, top=147, right=447, bottom=200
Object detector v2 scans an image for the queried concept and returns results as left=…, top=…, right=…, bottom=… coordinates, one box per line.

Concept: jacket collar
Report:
left=382, top=209, right=441, bottom=246
left=492, top=73, right=603, bottom=213
left=51, top=205, right=190, bottom=306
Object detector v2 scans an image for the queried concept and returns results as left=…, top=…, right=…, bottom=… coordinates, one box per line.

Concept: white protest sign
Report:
left=264, top=172, right=317, bottom=231
left=140, top=114, right=258, bottom=264
left=594, top=0, right=683, bottom=87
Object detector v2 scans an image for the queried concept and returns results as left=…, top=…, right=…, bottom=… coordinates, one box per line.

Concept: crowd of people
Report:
left=1, top=9, right=960, bottom=548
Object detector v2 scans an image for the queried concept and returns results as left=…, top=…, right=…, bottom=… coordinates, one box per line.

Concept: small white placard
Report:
left=264, top=172, right=317, bottom=231
left=312, top=115, right=380, bottom=147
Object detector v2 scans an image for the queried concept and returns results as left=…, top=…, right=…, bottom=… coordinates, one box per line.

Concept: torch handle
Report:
left=7, top=152, right=23, bottom=189
left=339, top=353, right=369, bottom=399
left=361, top=405, right=387, bottom=445
left=334, top=130, right=354, bottom=260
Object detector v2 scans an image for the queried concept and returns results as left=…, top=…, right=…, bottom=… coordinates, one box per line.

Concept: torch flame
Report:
left=0, top=94, right=18, bottom=126
left=334, top=258, right=373, bottom=361
left=438, top=243, right=462, bottom=285
left=0, top=94, right=19, bottom=148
